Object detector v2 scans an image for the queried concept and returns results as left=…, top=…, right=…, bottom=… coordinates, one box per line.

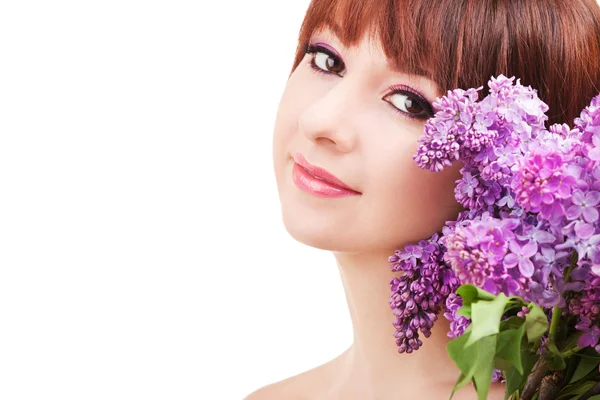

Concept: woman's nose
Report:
left=298, top=80, right=361, bottom=153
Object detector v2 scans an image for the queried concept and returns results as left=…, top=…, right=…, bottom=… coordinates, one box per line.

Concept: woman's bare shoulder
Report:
left=244, top=378, right=508, bottom=400
left=243, top=351, right=347, bottom=400
left=243, top=381, right=294, bottom=400
left=242, top=370, right=322, bottom=400
left=445, top=382, right=507, bottom=400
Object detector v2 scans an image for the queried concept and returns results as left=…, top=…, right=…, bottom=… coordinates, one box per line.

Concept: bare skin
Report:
left=244, top=354, right=504, bottom=400
left=252, top=24, right=509, bottom=400
left=244, top=345, right=507, bottom=400
left=245, top=252, right=507, bottom=400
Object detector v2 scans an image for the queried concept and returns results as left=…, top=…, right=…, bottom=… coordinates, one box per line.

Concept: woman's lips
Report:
left=291, top=154, right=361, bottom=198
left=292, top=153, right=360, bottom=192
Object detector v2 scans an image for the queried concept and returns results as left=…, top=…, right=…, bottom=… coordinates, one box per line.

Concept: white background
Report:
left=0, top=1, right=352, bottom=399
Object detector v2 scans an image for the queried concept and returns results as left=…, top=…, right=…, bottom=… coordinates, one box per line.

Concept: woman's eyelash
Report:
left=304, top=43, right=434, bottom=121
left=305, top=44, right=343, bottom=76
left=385, top=85, right=435, bottom=120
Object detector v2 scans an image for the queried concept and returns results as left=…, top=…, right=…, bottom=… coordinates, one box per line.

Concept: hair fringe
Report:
left=290, top=0, right=600, bottom=126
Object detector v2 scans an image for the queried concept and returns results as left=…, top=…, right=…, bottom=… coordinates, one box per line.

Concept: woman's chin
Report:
left=280, top=212, right=385, bottom=253
left=281, top=213, right=337, bottom=250
left=279, top=212, right=355, bottom=251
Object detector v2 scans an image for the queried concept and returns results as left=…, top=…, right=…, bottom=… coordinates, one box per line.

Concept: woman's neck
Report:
left=330, top=249, right=479, bottom=398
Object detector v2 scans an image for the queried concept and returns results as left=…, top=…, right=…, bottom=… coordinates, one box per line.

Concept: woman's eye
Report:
left=306, top=45, right=346, bottom=75
left=384, top=91, right=433, bottom=119
left=314, top=52, right=345, bottom=74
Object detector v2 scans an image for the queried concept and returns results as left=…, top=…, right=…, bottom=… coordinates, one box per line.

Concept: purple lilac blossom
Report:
left=441, top=213, right=525, bottom=296
left=517, top=306, right=530, bottom=318
left=391, top=76, right=600, bottom=369
left=570, top=276, right=600, bottom=353
left=444, top=293, right=470, bottom=339
left=388, top=233, right=460, bottom=354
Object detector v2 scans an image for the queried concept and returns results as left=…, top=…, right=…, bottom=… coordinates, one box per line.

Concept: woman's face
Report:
left=272, top=26, right=463, bottom=254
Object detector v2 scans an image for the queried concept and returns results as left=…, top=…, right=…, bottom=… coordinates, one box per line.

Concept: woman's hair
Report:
left=289, top=0, right=600, bottom=126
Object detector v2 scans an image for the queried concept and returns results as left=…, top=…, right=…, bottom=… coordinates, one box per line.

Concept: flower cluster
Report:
left=388, top=233, right=460, bottom=353
left=389, top=75, right=600, bottom=391
left=441, top=212, right=528, bottom=296
left=570, top=276, right=600, bottom=351
left=443, top=292, right=469, bottom=339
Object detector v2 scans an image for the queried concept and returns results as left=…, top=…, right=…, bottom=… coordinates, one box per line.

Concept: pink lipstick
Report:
left=292, top=153, right=361, bottom=198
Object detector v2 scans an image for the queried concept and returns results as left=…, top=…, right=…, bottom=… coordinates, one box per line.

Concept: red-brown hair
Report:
left=290, top=0, right=600, bottom=126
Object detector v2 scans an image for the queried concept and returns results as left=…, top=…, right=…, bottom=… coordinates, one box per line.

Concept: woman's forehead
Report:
left=309, top=24, right=441, bottom=96
left=314, top=21, right=436, bottom=77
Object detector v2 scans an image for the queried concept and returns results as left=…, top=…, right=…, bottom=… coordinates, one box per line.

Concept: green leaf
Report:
left=457, top=304, right=471, bottom=318
left=465, top=292, right=508, bottom=347
left=472, top=334, right=498, bottom=400
left=456, top=284, right=496, bottom=305
left=448, top=373, right=465, bottom=400
left=568, top=355, right=600, bottom=384
left=447, top=326, right=478, bottom=391
left=563, top=330, right=585, bottom=350
left=504, top=349, right=538, bottom=400
left=503, top=364, right=523, bottom=400
left=495, top=324, right=526, bottom=375
left=455, top=284, right=500, bottom=319
left=557, top=380, right=597, bottom=400
left=500, top=316, right=524, bottom=331
left=547, top=341, right=566, bottom=370
left=524, top=303, right=548, bottom=343
left=587, top=395, right=600, bottom=400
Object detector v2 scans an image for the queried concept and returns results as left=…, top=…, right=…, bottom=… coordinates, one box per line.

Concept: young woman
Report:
left=248, top=0, right=600, bottom=398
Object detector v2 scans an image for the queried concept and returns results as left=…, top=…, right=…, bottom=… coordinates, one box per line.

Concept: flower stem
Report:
left=538, top=369, right=565, bottom=400
left=565, top=251, right=578, bottom=284
left=560, top=346, right=583, bottom=358
left=520, top=351, right=549, bottom=400
left=548, top=306, right=562, bottom=345
left=522, top=252, right=578, bottom=400
left=548, top=252, right=578, bottom=347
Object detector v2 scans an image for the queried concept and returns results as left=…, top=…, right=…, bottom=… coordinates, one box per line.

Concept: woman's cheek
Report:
left=367, top=145, right=460, bottom=245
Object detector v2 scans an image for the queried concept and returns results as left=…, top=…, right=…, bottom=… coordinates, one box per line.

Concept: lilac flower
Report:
left=388, top=234, right=460, bottom=354
left=574, top=221, right=595, bottom=240
left=444, top=293, right=470, bottom=339
left=544, top=276, right=584, bottom=309
left=578, top=324, right=600, bottom=349
left=413, top=87, right=485, bottom=171
left=575, top=317, right=600, bottom=352
left=577, top=234, right=600, bottom=263
left=494, top=144, right=518, bottom=167
left=575, top=93, right=600, bottom=143
left=456, top=171, right=479, bottom=198
left=566, top=190, right=600, bottom=223
left=443, top=215, right=525, bottom=295
left=492, top=369, right=504, bottom=383
left=511, top=151, right=572, bottom=219
left=570, top=277, right=600, bottom=322
left=528, top=281, right=562, bottom=308
left=391, top=74, right=600, bottom=375
left=474, top=112, right=494, bottom=133
left=517, top=306, right=530, bottom=318
left=515, top=220, right=557, bottom=244
left=390, top=244, right=423, bottom=270
left=496, top=192, right=516, bottom=209
left=503, top=240, right=538, bottom=278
